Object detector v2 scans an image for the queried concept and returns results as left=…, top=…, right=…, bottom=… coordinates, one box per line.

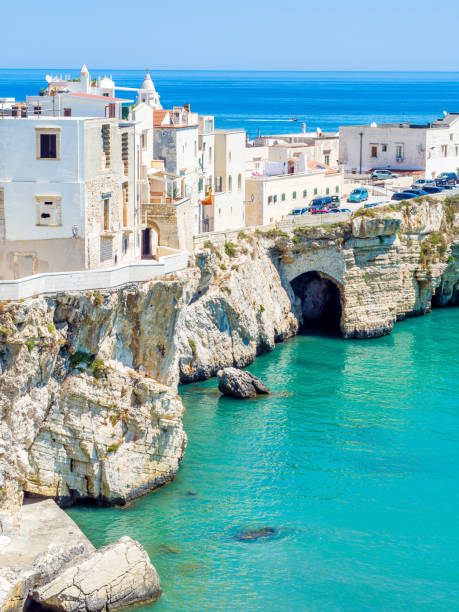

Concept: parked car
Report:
left=347, top=188, right=368, bottom=203
left=364, top=202, right=379, bottom=209
left=330, top=207, right=352, bottom=213
left=310, top=206, right=329, bottom=214
left=310, top=196, right=333, bottom=209
left=412, top=179, right=435, bottom=188
left=391, top=192, right=417, bottom=201
left=289, top=207, right=308, bottom=216
left=421, top=186, right=443, bottom=194
left=441, top=184, right=458, bottom=190
left=435, top=172, right=457, bottom=186
left=339, top=208, right=352, bottom=213
left=330, top=195, right=340, bottom=204
left=402, top=189, right=429, bottom=196
left=371, top=170, right=399, bottom=180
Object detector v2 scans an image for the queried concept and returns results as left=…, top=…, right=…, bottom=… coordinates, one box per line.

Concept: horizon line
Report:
left=1, top=68, right=459, bottom=73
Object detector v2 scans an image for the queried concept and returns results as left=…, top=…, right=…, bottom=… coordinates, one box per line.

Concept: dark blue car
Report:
left=391, top=192, right=417, bottom=201
left=421, top=186, right=444, bottom=194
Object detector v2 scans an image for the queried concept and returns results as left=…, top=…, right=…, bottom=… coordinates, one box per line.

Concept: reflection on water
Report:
left=68, top=309, right=459, bottom=611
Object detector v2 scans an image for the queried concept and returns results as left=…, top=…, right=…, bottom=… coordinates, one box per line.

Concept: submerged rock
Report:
left=235, top=526, right=276, bottom=541
left=31, top=536, right=161, bottom=611
left=217, top=367, right=270, bottom=399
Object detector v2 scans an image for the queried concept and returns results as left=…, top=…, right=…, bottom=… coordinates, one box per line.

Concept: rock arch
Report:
left=290, top=270, right=343, bottom=335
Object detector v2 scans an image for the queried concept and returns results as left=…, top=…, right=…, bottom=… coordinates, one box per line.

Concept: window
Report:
left=238, top=173, right=242, bottom=190
left=100, top=237, right=113, bottom=262
left=35, top=196, right=61, bottom=226
left=36, top=129, right=59, bottom=160
left=396, top=144, right=404, bottom=160
left=324, top=154, right=330, bottom=165
left=229, top=151, right=232, bottom=162
left=268, top=195, right=273, bottom=204
left=441, top=145, right=448, bottom=157
left=198, top=178, right=204, bottom=193
left=281, top=193, right=286, bottom=201
left=371, top=145, right=377, bottom=158
left=215, top=176, right=223, bottom=192
left=209, top=146, right=212, bottom=162
left=456, top=145, right=459, bottom=156
left=314, top=188, right=318, bottom=195
left=326, top=187, right=330, bottom=195
left=122, top=182, right=128, bottom=227
left=102, top=124, right=110, bottom=168
left=141, top=130, right=148, bottom=150
left=303, top=189, right=307, bottom=198
left=123, top=235, right=129, bottom=254
left=102, top=196, right=110, bottom=231
left=121, top=133, right=129, bottom=176
left=228, top=175, right=232, bottom=191
left=382, top=144, right=387, bottom=152
left=336, top=185, right=340, bottom=193
left=273, top=195, right=277, bottom=203
left=292, top=191, right=297, bottom=200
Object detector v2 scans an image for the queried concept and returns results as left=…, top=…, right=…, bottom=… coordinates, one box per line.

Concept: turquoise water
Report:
left=67, top=308, right=459, bottom=611
left=1, top=70, right=459, bottom=137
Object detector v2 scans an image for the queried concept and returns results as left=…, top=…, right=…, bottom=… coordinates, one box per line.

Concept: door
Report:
left=141, top=228, right=151, bottom=257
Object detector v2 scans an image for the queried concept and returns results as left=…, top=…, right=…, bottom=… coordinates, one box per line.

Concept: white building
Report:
left=245, top=160, right=343, bottom=226
left=0, top=115, right=141, bottom=280
left=339, top=113, right=459, bottom=178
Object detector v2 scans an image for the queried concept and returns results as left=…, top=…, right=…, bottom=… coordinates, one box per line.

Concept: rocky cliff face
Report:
left=0, top=280, right=187, bottom=513
left=1, top=197, right=458, bottom=514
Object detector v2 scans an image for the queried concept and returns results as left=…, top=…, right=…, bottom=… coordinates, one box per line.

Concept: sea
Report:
left=1, top=69, right=459, bottom=137
left=3, top=69, right=458, bottom=610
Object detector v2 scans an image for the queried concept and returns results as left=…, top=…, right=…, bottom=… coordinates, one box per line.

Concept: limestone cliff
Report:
left=1, top=196, right=458, bottom=514
left=0, top=280, right=187, bottom=513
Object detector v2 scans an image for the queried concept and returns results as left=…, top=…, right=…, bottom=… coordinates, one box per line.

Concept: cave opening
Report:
left=290, top=271, right=343, bottom=336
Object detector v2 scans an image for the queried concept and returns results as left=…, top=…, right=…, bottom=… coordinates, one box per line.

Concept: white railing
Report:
left=0, top=250, right=189, bottom=301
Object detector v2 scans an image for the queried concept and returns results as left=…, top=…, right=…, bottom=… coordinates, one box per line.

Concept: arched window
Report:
left=292, top=191, right=297, bottom=199
left=281, top=193, right=286, bottom=201
left=238, top=173, right=242, bottom=190
left=228, top=175, right=232, bottom=191
left=336, top=185, right=340, bottom=193
left=273, top=195, right=277, bottom=203
left=326, top=187, right=330, bottom=195
left=314, top=188, right=318, bottom=195
left=303, top=189, right=307, bottom=198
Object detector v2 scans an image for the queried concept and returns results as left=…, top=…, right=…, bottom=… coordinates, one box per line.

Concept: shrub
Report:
left=220, top=263, right=227, bottom=270
left=93, top=291, right=104, bottom=306
left=188, top=337, right=197, bottom=359
left=447, top=255, right=455, bottom=265
left=293, top=235, right=302, bottom=244
left=231, top=264, right=239, bottom=271
left=259, top=304, right=265, bottom=313
left=109, top=414, right=120, bottom=427
left=214, top=249, right=222, bottom=260
left=106, top=443, right=119, bottom=454
left=47, top=323, right=55, bottom=334
left=0, top=326, right=12, bottom=336
left=69, top=350, right=92, bottom=370
left=224, top=241, right=238, bottom=258
left=25, top=338, right=36, bottom=352
left=237, top=231, right=247, bottom=240
left=88, top=357, right=106, bottom=378
left=203, top=240, right=213, bottom=249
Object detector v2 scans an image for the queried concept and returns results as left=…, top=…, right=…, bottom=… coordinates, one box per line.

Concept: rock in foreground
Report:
left=31, top=536, right=161, bottom=611
left=217, top=367, right=270, bottom=399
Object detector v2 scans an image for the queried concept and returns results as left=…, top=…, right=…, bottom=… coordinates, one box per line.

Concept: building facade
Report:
left=339, top=113, right=459, bottom=178
left=0, top=116, right=140, bottom=280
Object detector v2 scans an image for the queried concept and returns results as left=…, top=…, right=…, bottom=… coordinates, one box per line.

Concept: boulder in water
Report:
left=217, top=367, right=270, bottom=399
left=235, top=526, right=276, bottom=541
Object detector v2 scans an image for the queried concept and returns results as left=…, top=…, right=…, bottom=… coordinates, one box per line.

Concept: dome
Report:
left=100, top=76, right=114, bottom=88
left=141, top=69, right=155, bottom=92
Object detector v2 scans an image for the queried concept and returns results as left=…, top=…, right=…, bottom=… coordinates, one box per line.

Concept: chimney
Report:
left=302, top=123, right=306, bottom=133
left=184, top=103, right=190, bottom=112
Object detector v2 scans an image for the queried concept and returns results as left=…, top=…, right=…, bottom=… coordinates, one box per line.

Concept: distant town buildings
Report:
left=0, top=65, right=457, bottom=281
left=339, top=113, right=459, bottom=178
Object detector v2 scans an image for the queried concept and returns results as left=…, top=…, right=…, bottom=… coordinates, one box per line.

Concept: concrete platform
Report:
left=0, top=497, right=93, bottom=569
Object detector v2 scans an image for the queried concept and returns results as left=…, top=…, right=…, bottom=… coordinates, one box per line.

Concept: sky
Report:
left=2, top=0, right=459, bottom=71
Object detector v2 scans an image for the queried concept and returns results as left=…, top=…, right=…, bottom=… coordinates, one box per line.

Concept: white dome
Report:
left=100, top=76, right=114, bottom=88
left=141, top=70, right=155, bottom=91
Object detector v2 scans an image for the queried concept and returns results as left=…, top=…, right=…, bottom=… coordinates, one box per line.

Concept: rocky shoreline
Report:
left=0, top=196, right=458, bottom=610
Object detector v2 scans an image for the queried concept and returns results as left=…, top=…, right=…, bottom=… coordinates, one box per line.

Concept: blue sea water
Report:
left=1, top=69, right=459, bottom=137
left=68, top=308, right=459, bottom=611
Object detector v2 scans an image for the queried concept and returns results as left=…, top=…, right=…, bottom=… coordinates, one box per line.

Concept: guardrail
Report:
left=0, top=250, right=189, bottom=301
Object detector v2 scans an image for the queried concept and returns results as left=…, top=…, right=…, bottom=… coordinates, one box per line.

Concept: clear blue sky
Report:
left=2, top=0, right=459, bottom=71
